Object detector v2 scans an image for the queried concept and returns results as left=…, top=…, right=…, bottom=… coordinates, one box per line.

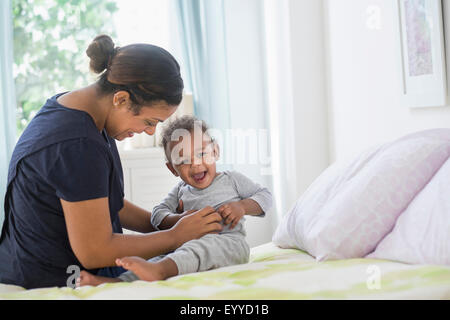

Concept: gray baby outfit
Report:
left=118, top=170, right=272, bottom=282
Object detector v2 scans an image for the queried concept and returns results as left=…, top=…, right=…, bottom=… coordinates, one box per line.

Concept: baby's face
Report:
left=166, top=131, right=220, bottom=189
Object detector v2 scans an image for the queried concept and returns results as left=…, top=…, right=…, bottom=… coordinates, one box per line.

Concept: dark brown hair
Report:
left=160, top=115, right=213, bottom=161
left=86, top=34, right=184, bottom=113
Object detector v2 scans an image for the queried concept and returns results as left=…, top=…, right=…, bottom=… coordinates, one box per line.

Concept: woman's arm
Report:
left=157, top=200, right=196, bottom=230
left=60, top=197, right=222, bottom=269
left=119, top=199, right=156, bottom=233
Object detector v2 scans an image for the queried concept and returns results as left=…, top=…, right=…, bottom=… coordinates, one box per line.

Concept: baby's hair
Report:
left=160, top=115, right=213, bottom=161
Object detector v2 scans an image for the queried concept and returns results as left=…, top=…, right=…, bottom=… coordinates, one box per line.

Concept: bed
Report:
left=0, top=242, right=449, bottom=300
left=2, top=130, right=450, bottom=300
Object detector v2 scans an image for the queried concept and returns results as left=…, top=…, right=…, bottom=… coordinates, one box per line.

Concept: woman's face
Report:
left=106, top=92, right=178, bottom=141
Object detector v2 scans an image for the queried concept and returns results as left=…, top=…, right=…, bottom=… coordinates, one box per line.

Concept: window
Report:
left=12, top=0, right=178, bottom=146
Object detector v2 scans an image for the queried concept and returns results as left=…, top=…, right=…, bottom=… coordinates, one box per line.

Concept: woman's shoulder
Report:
left=14, top=93, right=107, bottom=160
left=37, top=92, right=97, bottom=131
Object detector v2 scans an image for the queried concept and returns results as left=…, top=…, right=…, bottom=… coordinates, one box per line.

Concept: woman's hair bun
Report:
left=86, top=34, right=115, bottom=74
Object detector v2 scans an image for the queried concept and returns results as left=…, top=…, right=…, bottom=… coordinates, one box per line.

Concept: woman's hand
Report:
left=170, top=206, right=223, bottom=248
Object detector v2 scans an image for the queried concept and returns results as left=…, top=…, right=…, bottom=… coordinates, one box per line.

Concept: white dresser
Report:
left=119, top=147, right=179, bottom=212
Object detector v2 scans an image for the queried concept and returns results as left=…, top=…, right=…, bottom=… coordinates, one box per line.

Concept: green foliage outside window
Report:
left=12, top=0, right=118, bottom=135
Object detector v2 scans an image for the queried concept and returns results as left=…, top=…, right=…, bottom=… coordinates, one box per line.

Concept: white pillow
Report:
left=273, top=129, right=450, bottom=261
left=366, top=157, right=450, bottom=265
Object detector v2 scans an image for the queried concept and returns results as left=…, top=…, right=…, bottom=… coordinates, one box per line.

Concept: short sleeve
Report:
left=228, top=171, right=273, bottom=216
left=151, top=182, right=183, bottom=229
left=47, top=138, right=111, bottom=202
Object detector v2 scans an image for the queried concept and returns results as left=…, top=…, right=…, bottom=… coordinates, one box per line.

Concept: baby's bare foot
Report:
left=76, top=270, right=121, bottom=287
left=115, top=256, right=168, bottom=282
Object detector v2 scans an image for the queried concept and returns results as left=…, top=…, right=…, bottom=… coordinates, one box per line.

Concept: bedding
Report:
left=0, top=242, right=449, bottom=300
left=367, top=156, right=450, bottom=265
left=273, top=129, right=450, bottom=263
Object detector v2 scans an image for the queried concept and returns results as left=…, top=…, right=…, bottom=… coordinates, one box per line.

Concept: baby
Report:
left=78, top=116, right=272, bottom=285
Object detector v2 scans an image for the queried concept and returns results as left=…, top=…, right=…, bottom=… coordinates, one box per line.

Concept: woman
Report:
left=0, top=35, right=222, bottom=289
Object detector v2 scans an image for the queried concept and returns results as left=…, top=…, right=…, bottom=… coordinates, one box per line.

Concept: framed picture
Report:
left=397, top=0, right=447, bottom=108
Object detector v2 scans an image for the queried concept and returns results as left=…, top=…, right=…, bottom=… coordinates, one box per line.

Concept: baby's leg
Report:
left=78, top=254, right=170, bottom=286
left=77, top=270, right=122, bottom=287
left=114, top=235, right=249, bottom=282
left=116, top=256, right=178, bottom=282
left=167, top=233, right=250, bottom=275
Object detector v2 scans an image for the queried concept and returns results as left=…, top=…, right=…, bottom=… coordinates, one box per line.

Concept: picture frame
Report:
left=396, top=0, right=447, bottom=108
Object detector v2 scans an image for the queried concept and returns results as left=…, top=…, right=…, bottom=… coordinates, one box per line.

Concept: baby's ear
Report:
left=213, top=141, right=220, bottom=161
left=166, top=162, right=179, bottom=177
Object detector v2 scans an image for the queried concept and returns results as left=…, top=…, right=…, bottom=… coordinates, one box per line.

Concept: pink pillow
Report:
left=366, top=157, right=450, bottom=265
left=273, top=129, right=450, bottom=261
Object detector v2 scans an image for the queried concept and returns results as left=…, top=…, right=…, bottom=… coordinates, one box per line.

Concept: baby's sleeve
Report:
left=150, top=182, right=183, bottom=230
left=228, top=171, right=273, bottom=217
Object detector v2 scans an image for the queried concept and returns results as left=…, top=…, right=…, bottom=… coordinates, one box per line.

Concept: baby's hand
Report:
left=217, top=201, right=245, bottom=230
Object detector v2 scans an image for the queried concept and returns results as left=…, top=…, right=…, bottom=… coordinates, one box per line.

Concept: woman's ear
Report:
left=112, top=90, right=131, bottom=108
left=166, top=162, right=179, bottom=177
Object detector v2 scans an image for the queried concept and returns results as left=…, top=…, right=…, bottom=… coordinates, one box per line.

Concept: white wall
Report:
left=324, top=0, right=450, bottom=162
left=223, top=0, right=450, bottom=247
left=288, top=0, right=330, bottom=197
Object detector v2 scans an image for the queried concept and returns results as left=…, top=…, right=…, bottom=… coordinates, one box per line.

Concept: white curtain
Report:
left=173, top=0, right=278, bottom=245
left=172, top=0, right=232, bottom=135
left=172, top=0, right=327, bottom=245
left=263, top=0, right=330, bottom=222
left=0, top=0, right=17, bottom=227
left=262, top=0, right=299, bottom=221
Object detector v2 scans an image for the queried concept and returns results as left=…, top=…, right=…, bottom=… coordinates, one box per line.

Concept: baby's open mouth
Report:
left=192, top=171, right=207, bottom=182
